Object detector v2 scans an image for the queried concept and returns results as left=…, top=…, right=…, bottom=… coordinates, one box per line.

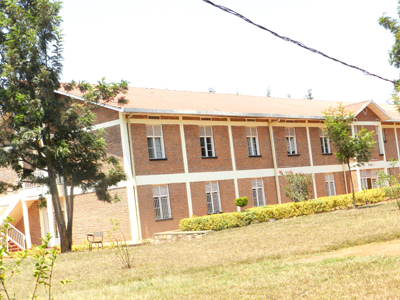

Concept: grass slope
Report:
left=6, top=202, right=400, bottom=299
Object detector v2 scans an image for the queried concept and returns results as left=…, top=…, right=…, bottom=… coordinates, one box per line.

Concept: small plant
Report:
left=376, top=158, right=400, bottom=209
left=234, top=197, right=248, bottom=208
left=31, top=233, right=72, bottom=300
left=108, top=219, right=136, bottom=269
left=0, top=218, right=70, bottom=299
left=279, top=170, right=313, bottom=202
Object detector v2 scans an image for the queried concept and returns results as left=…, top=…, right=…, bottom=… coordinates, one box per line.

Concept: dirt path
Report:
left=307, top=240, right=400, bottom=262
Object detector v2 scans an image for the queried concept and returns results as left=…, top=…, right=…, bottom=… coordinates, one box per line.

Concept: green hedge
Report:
left=179, top=188, right=385, bottom=231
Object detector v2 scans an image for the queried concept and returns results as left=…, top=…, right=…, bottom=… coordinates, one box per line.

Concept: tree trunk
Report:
left=347, top=161, right=356, bottom=208
left=47, top=161, right=69, bottom=253
left=66, top=184, right=74, bottom=251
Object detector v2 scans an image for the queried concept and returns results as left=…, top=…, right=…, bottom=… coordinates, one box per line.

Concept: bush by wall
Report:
left=234, top=196, right=248, bottom=207
left=179, top=188, right=385, bottom=231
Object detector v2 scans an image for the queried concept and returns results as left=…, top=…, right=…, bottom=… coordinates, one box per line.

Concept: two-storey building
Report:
left=0, top=87, right=398, bottom=249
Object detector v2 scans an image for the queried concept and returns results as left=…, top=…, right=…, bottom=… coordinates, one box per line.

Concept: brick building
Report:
left=1, top=88, right=399, bottom=248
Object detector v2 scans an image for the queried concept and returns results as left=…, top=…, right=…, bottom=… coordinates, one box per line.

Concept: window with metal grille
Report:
left=320, top=129, right=331, bottom=154
left=147, top=125, right=165, bottom=159
left=325, top=173, right=336, bottom=196
left=252, top=178, right=265, bottom=206
left=199, top=126, right=215, bottom=157
left=152, top=185, right=171, bottom=220
left=246, top=127, right=260, bottom=156
left=376, top=126, right=384, bottom=155
left=205, top=182, right=221, bottom=214
left=285, top=127, right=297, bottom=154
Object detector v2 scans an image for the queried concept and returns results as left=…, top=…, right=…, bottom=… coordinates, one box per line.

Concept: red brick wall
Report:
left=384, top=128, right=398, bottom=160
left=232, top=126, right=274, bottom=170
left=355, top=107, right=380, bottom=121
left=190, top=180, right=236, bottom=217
left=359, top=125, right=383, bottom=161
left=273, top=127, right=311, bottom=168
left=104, top=125, right=124, bottom=167
left=315, top=173, right=326, bottom=198
left=14, top=201, right=41, bottom=247
left=309, top=127, right=339, bottom=166
left=264, top=177, right=279, bottom=205
left=346, top=170, right=359, bottom=193
left=92, top=106, right=119, bottom=125
left=218, top=179, right=237, bottom=213
left=334, top=171, right=347, bottom=195
left=184, top=125, right=232, bottom=173
left=130, top=124, right=185, bottom=175
left=72, top=188, right=131, bottom=245
left=237, top=177, right=278, bottom=207
left=137, top=183, right=189, bottom=239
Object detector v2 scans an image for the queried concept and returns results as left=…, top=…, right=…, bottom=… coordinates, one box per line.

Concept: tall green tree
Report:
left=379, top=3, right=400, bottom=104
left=0, top=0, right=127, bottom=252
left=323, top=103, right=375, bottom=208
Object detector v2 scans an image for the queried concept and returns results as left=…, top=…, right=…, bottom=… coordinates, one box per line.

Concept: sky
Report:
left=60, top=0, right=400, bottom=104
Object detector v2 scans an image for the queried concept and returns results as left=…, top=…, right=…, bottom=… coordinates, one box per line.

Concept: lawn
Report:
left=6, top=202, right=400, bottom=299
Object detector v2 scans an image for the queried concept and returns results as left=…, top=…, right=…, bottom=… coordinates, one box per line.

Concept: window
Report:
left=246, top=127, right=260, bottom=156
left=199, top=126, right=215, bottom=157
left=320, top=129, right=331, bottom=154
left=147, top=125, right=165, bottom=159
left=376, top=126, right=384, bottom=155
left=325, top=173, right=336, bottom=196
left=152, top=185, right=171, bottom=220
left=252, top=178, right=265, bottom=206
left=285, top=127, right=297, bottom=154
left=205, top=182, right=221, bottom=214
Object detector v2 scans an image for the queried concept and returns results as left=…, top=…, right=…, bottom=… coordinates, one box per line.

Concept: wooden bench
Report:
left=86, top=232, right=103, bottom=251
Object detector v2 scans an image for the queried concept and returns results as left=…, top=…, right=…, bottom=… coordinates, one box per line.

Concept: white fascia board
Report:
left=54, top=90, right=123, bottom=112
left=122, top=108, right=324, bottom=120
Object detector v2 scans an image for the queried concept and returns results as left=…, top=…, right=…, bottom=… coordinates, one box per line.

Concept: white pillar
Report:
left=306, top=124, right=317, bottom=199
left=47, top=196, right=56, bottom=247
left=269, top=123, right=281, bottom=204
left=21, top=200, right=31, bottom=249
left=227, top=121, right=240, bottom=211
left=179, top=121, right=194, bottom=217
left=119, top=112, right=141, bottom=242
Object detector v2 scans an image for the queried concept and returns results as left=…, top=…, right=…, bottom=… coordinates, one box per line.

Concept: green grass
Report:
left=5, top=202, right=400, bottom=299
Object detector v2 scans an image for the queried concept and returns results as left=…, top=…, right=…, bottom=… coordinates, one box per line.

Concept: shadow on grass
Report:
left=358, top=203, right=387, bottom=210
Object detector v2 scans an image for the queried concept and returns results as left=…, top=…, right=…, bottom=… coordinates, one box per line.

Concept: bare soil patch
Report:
left=307, top=239, right=400, bottom=262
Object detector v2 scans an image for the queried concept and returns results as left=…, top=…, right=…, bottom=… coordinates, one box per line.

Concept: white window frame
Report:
left=246, top=127, right=260, bottom=156
left=325, top=173, right=336, bottom=196
left=205, top=181, right=221, bottom=214
left=285, top=127, right=297, bottom=155
left=252, top=178, right=265, bottom=206
left=320, top=129, right=331, bottom=154
left=147, top=125, right=166, bottom=159
left=199, top=126, right=215, bottom=158
left=376, top=126, right=383, bottom=155
left=152, top=185, right=172, bottom=220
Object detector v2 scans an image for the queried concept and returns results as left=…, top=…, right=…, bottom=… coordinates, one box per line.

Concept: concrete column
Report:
left=21, top=200, right=31, bottom=249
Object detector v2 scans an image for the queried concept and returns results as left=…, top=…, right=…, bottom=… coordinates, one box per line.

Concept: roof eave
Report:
left=121, top=107, right=325, bottom=120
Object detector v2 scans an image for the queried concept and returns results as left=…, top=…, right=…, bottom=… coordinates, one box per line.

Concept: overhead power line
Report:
left=202, top=0, right=396, bottom=85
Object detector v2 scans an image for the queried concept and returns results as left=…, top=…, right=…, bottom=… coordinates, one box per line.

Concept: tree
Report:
left=0, top=0, right=127, bottom=252
left=304, top=89, right=313, bottom=100
left=267, top=86, right=271, bottom=97
left=279, top=170, right=313, bottom=202
left=323, top=103, right=375, bottom=208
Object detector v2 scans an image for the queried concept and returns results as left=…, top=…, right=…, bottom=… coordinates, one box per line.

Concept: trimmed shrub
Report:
left=179, top=188, right=385, bottom=231
left=235, top=197, right=248, bottom=207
